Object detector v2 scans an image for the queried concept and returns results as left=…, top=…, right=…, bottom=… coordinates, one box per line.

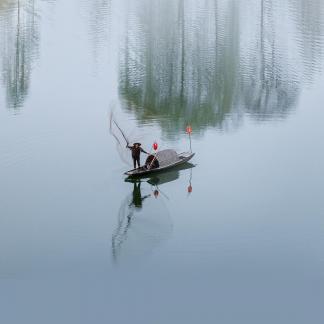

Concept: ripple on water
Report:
left=117, top=0, right=324, bottom=136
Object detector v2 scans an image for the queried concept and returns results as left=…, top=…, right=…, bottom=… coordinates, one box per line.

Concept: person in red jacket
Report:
left=126, top=143, right=149, bottom=169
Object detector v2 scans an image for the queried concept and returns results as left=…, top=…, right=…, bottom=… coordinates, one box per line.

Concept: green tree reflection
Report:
left=119, top=0, right=324, bottom=137
left=81, top=0, right=111, bottom=64
left=0, top=0, right=40, bottom=109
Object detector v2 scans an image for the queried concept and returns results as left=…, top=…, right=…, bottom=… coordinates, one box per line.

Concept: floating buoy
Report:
left=153, top=142, right=158, bottom=151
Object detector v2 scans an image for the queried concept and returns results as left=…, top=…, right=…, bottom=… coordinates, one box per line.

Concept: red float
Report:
left=153, top=142, right=158, bottom=150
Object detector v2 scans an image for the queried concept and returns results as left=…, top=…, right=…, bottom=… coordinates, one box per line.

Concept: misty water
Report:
left=1, top=0, right=324, bottom=323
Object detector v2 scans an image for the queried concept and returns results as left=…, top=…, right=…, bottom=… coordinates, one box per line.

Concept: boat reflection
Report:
left=111, top=162, right=195, bottom=264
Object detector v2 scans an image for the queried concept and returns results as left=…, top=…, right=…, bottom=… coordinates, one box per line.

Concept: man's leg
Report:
left=133, top=158, right=136, bottom=169
left=136, top=157, right=140, bottom=168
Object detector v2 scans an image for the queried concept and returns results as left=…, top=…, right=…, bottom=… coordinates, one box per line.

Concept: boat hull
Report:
left=125, top=152, right=195, bottom=177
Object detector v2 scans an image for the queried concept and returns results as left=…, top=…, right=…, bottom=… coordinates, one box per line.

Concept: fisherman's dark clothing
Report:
left=133, top=156, right=140, bottom=169
left=127, top=144, right=148, bottom=168
left=145, top=154, right=159, bottom=169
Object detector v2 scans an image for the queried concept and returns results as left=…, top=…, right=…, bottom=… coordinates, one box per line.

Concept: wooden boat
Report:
left=125, top=162, right=195, bottom=184
left=125, top=149, right=195, bottom=177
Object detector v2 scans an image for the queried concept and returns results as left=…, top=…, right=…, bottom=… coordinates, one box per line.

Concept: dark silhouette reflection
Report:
left=119, top=0, right=324, bottom=136
left=112, top=163, right=195, bottom=264
left=130, top=181, right=150, bottom=209
left=0, top=0, right=41, bottom=109
left=146, top=162, right=195, bottom=187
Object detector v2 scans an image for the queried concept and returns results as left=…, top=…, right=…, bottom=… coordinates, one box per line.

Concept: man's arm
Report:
left=141, top=148, right=149, bottom=154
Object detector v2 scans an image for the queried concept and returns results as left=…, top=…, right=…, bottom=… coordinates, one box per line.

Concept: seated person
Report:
left=145, top=155, right=160, bottom=169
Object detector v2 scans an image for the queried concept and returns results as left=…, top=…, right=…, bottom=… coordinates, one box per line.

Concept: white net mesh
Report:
left=112, top=180, right=172, bottom=264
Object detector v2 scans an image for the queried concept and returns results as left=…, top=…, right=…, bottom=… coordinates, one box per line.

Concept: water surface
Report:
left=0, top=1, right=324, bottom=323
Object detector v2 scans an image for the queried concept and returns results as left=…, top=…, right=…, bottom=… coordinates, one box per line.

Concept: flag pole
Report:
left=186, top=125, right=192, bottom=153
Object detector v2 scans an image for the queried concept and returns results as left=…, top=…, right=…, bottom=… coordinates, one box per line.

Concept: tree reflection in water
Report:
left=112, top=163, right=195, bottom=264
left=80, top=0, right=111, bottom=65
left=0, top=0, right=41, bottom=109
left=119, top=0, right=324, bottom=137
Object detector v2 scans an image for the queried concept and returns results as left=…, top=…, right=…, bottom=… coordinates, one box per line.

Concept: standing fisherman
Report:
left=127, top=143, right=149, bottom=169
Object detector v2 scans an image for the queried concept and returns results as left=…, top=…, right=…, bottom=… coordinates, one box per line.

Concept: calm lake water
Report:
left=1, top=0, right=324, bottom=323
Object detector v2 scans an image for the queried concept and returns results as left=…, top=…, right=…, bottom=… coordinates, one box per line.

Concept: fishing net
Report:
left=111, top=180, right=172, bottom=264
left=109, top=111, right=131, bottom=165
left=109, top=111, right=153, bottom=166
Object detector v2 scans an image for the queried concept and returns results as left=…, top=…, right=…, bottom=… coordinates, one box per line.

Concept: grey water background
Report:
left=0, top=0, right=324, bottom=323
